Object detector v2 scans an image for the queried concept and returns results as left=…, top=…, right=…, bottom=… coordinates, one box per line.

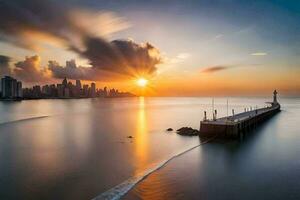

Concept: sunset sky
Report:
left=0, top=0, right=299, bottom=96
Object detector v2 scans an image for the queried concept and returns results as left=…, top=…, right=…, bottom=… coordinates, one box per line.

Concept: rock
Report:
left=166, top=128, right=173, bottom=131
left=127, top=136, right=133, bottom=138
left=176, top=127, right=199, bottom=136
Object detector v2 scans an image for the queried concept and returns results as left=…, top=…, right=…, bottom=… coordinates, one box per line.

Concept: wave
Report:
left=0, top=116, right=49, bottom=126
left=92, top=136, right=216, bottom=200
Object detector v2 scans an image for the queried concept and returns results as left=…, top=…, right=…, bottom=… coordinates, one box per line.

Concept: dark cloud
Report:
left=0, top=55, right=49, bottom=82
left=48, top=59, right=129, bottom=81
left=201, top=66, right=230, bottom=73
left=201, top=64, right=261, bottom=74
left=0, top=0, right=162, bottom=82
left=71, top=38, right=161, bottom=77
left=0, top=0, right=75, bottom=49
left=48, top=59, right=95, bottom=80
left=0, top=55, right=11, bottom=76
left=49, top=38, right=162, bottom=80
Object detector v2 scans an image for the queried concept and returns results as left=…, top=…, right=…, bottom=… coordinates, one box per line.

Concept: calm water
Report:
left=0, top=97, right=299, bottom=199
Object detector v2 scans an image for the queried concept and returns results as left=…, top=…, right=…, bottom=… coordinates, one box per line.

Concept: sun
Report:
left=137, top=78, right=148, bottom=87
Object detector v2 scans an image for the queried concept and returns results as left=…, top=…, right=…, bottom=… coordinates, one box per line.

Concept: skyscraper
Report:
left=103, top=87, right=108, bottom=97
left=16, top=81, right=22, bottom=98
left=64, top=87, right=70, bottom=98
left=62, top=77, right=68, bottom=88
left=76, top=80, right=81, bottom=90
left=83, top=84, right=89, bottom=97
left=1, top=76, right=18, bottom=99
left=91, top=82, right=96, bottom=97
left=57, top=84, right=64, bottom=98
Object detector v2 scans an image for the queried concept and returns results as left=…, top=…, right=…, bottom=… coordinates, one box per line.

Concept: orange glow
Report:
left=91, top=66, right=300, bottom=97
left=134, top=97, right=149, bottom=174
left=136, top=78, right=148, bottom=87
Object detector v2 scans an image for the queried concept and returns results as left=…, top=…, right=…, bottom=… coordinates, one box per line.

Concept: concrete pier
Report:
left=199, top=90, right=281, bottom=139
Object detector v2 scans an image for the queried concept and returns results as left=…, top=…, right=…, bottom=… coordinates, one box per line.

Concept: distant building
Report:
left=57, top=84, right=64, bottom=98
left=103, top=87, right=108, bottom=97
left=83, top=84, right=89, bottom=97
left=42, top=84, right=50, bottom=96
left=64, top=87, right=70, bottom=98
left=32, top=85, right=41, bottom=98
left=16, top=81, right=22, bottom=98
left=91, top=83, right=96, bottom=97
left=76, top=80, right=81, bottom=90
left=49, top=84, right=57, bottom=97
left=1, top=76, right=22, bottom=99
left=62, top=77, right=68, bottom=88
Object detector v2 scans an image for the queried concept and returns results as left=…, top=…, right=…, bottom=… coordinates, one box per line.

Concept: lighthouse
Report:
left=273, top=90, right=278, bottom=104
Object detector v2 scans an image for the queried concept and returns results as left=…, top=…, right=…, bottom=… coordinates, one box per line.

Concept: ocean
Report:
left=0, top=97, right=299, bottom=200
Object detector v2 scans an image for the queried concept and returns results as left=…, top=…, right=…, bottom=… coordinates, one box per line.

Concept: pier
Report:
left=200, top=90, right=281, bottom=139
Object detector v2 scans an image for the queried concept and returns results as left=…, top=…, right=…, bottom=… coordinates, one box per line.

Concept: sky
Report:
left=0, top=0, right=299, bottom=96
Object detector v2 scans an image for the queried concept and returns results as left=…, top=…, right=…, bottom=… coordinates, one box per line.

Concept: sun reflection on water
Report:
left=134, top=96, right=149, bottom=173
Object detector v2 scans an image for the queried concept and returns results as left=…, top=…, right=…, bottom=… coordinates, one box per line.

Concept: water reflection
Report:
left=134, top=97, right=149, bottom=173
left=2, top=97, right=292, bottom=200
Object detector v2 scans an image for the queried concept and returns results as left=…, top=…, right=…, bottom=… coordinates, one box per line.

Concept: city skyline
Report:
left=0, top=75, right=134, bottom=100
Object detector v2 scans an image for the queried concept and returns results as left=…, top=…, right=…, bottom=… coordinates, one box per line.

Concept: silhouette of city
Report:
left=0, top=76, right=135, bottom=100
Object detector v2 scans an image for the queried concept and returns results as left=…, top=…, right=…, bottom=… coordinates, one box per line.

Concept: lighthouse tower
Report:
left=273, top=90, right=278, bottom=104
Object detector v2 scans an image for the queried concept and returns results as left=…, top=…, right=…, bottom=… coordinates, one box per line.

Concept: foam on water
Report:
left=93, top=136, right=216, bottom=200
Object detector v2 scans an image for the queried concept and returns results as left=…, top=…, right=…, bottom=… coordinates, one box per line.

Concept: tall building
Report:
left=16, top=81, right=22, bottom=98
left=49, top=84, right=57, bottom=97
left=42, top=85, right=50, bottom=96
left=57, top=84, right=64, bottom=98
left=62, top=77, right=68, bottom=88
left=32, top=85, right=41, bottom=98
left=64, top=87, right=70, bottom=98
left=103, top=87, right=108, bottom=97
left=91, top=82, right=96, bottom=97
left=83, top=84, right=89, bottom=97
left=1, top=76, right=19, bottom=99
left=76, top=80, right=81, bottom=90
left=75, top=80, right=82, bottom=97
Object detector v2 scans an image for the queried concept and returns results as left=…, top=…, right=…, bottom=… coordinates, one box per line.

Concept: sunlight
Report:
left=134, top=96, right=149, bottom=174
left=137, top=78, right=148, bottom=87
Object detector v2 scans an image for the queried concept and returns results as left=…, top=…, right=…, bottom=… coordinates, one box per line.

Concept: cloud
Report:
left=70, top=10, right=131, bottom=38
left=0, top=55, right=50, bottom=82
left=177, top=53, right=191, bottom=59
left=0, top=55, right=11, bottom=76
left=48, top=39, right=162, bottom=80
left=48, top=59, right=128, bottom=81
left=168, top=52, right=191, bottom=64
left=13, top=55, right=51, bottom=82
left=0, top=0, right=129, bottom=50
left=71, top=38, right=162, bottom=78
left=48, top=60, right=89, bottom=80
left=201, top=63, right=262, bottom=74
left=0, top=0, right=162, bottom=81
left=251, top=52, right=267, bottom=56
left=201, top=66, right=229, bottom=73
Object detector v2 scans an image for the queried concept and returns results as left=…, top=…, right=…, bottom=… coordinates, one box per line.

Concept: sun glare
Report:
left=137, top=78, right=148, bottom=87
